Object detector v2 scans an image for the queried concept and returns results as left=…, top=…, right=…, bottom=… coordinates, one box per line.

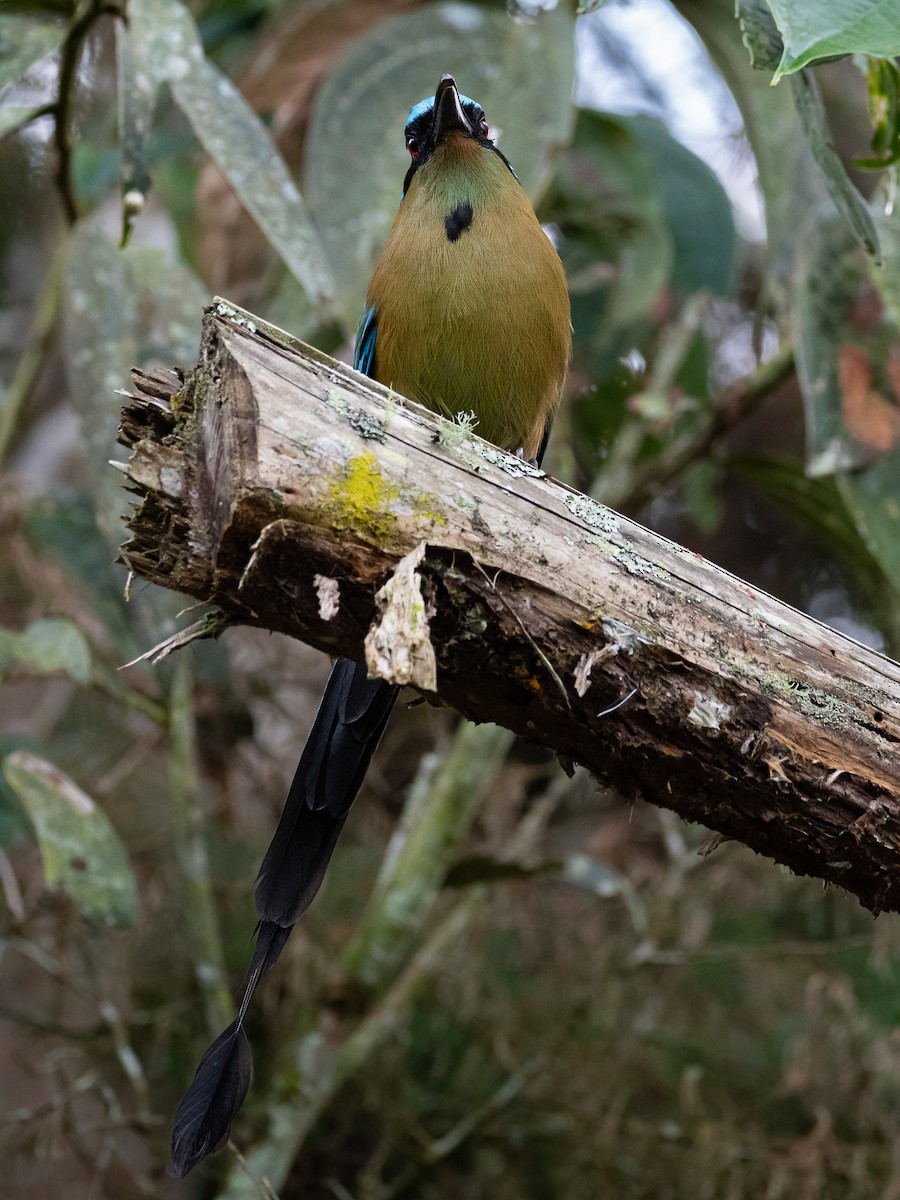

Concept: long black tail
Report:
left=170, top=659, right=398, bottom=1175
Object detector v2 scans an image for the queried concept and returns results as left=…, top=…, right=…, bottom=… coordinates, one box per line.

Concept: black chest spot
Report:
left=445, top=201, right=474, bottom=243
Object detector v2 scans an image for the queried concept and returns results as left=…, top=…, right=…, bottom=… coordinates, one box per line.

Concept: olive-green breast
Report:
left=367, top=136, right=571, bottom=459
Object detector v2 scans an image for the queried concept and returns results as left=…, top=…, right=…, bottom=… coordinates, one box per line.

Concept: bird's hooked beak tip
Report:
left=432, top=73, right=471, bottom=141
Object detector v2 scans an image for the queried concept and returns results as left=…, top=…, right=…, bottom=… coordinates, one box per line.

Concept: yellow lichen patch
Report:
left=325, top=452, right=400, bottom=541
left=410, top=491, right=448, bottom=527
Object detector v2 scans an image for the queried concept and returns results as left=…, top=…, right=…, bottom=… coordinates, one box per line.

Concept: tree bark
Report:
left=118, top=300, right=900, bottom=915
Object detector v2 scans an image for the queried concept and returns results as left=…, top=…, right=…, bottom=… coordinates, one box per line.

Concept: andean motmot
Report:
left=171, top=73, right=571, bottom=1176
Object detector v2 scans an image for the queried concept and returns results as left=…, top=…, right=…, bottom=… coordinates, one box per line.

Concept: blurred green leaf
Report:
left=790, top=70, right=880, bottom=259
left=735, top=0, right=784, bottom=71
left=305, top=1, right=575, bottom=323
left=793, top=207, right=899, bottom=476
left=872, top=194, right=900, bottom=326
left=0, top=12, right=64, bottom=91
left=856, top=57, right=900, bottom=170
left=63, top=221, right=137, bottom=545
left=681, top=460, right=723, bottom=533
left=677, top=0, right=820, bottom=308
left=547, top=110, right=672, bottom=380
left=127, top=0, right=333, bottom=304
left=127, top=243, right=207, bottom=363
left=23, top=490, right=137, bottom=656
left=71, top=142, right=120, bottom=207
left=839, top=450, right=900, bottom=594
left=63, top=221, right=207, bottom=542
left=172, top=57, right=335, bottom=305
left=115, top=19, right=154, bottom=242
left=63, top=223, right=208, bottom=652
left=3, top=750, right=138, bottom=927
left=627, top=115, right=738, bottom=297
left=767, top=0, right=900, bottom=78
left=570, top=366, right=637, bottom=477
left=0, top=618, right=91, bottom=683
left=732, top=454, right=895, bottom=590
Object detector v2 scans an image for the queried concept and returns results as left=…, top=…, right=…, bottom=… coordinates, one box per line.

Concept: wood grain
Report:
left=118, top=300, right=900, bottom=914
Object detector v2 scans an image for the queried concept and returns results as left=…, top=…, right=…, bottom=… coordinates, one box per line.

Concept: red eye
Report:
left=479, top=119, right=489, bottom=136
left=407, top=137, right=420, bottom=157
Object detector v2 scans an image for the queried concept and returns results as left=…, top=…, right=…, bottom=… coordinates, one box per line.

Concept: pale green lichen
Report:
left=761, top=672, right=857, bottom=730
left=583, top=533, right=671, bottom=581
left=328, top=392, right=389, bottom=442
left=434, top=410, right=480, bottom=449
left=347, top=408, right=387, bottom=442
left=565, top=492, right=619, bottom=534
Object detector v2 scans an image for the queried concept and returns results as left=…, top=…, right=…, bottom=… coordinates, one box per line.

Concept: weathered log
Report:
left=117, top=300, right=900, bottom=914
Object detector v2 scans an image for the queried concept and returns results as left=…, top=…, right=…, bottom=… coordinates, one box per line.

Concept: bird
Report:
left=170, top=73, right=571, bottom=1176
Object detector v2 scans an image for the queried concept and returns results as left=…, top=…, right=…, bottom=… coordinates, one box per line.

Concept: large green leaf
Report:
left=735, top=0, right=784, bottom=71
left=23, top=490, right=139, bottom=658
left=64, top=223, right=207, bottom=650
left=873, top=200, right=900, bottom=325
left=305, top=1, right=575, bottom=323
left=734, top=4, right=879, bottom=258
left=626, top=115, right=738, bottom=297
left=732, top=454, right=893, bottom=588
left=0, top=12, right=64, bottom=91
left=172, top=58, right=335, bottom=306
left=838, top=200, right=900, bottom=596
left=676, top=0, right=820, bottom=310
left=3, top=751, right=138, bottom=927
left=126, top=0, right=333, bottom=305
left=839, top=451, right=900, bottom=595
left=115, top=19, right=156, bottom=241
left=545, top=109, right=672, bottom=381
left=127, top=242, right=207, bottom=364
left=64, top=222, right=208, bottom=541
left=0, top=618, right=91, bottom=684
left=793, top=206, right=899, bottom=476
left=790, top=70, right=879, bottom=259
left=767, top=0, right=900, bottom=78
left=64, top=222, right=137, bottom=546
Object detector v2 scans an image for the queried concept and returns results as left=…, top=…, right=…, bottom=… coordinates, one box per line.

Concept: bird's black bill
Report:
left=431, top=74, right=472, bottom=141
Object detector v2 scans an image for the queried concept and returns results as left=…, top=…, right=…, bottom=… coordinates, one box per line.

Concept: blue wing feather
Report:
left=354, top=304, right=378, bottom=377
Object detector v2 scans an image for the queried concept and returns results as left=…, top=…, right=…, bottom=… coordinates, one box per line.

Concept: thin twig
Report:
left=0, top=240, right=65, bottom=467
left=52, top=0, right=123, bottom=224
left=167, top=657, right=233, bottom=1035
left=0, top=845, right=25, bottom=921
left=341, top=720, right=515, bottom=989
left=97, top=1001, right=152, bottom=1122
left=595, top=294, right=709, bottom=508
left=227, top=1140, right=282, bottom=1200
left=601, top=342, right=796, bottom=515
left=382, top=1059, right=542, bottom=1198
